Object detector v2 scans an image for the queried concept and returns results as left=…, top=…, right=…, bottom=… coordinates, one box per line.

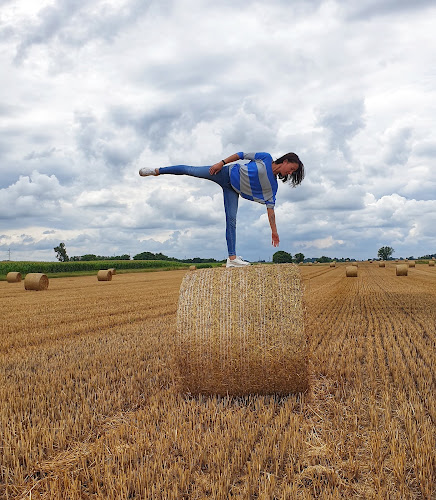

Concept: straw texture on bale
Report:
left=346, top=266, right=358, bottom=277
left=408, top=261, right=415, bottom=268
left=379, top=262, right=386, bottom=267
left=97, top=270, right=112, bottom=281
left=6, top=272, right=22, bottom=283
left=108, top=268, right=116, bottom=275
left=24, top=273, right=49, bottom=291
left=396, top=264, right=408, bottom=276
left=175, top=264, right=307, bottom=396
left=429, top=261, right=435, bottom=267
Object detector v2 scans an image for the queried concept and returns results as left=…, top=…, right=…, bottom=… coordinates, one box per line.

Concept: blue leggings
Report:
left=158, top=165, right=239, bottom=256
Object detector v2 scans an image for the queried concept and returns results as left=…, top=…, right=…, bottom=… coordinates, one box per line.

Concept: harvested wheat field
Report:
left=0, top=263, right=434, bottom=499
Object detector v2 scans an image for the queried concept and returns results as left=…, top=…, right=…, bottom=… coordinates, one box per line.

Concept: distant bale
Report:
left=6, top=272, right=22, bottom=283
left=429, top=261, right=435, bottom=267
left=408, top=261, right=415, bottom=268
left=379, top=262, right=386, bottom=267
left=175, top=264, right=307, bottom=396
left=346, top=266, right=358, bottom=277
left=329, top=262, right=336, bottom=267
left=308, top=263, right=313, bottom=266
left=108, top=268, right=116, bottom=275
left=189, top=265, right=196, bottom=270
left=396, top=264, right=408, bottom=276
left=221, top=264, right=227, bottom=267
left=24, top=273, right=49, bottom=291
left=97, top=270, right=112, bottom=281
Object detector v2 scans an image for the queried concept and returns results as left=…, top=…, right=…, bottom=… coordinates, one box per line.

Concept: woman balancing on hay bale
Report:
left=139, top=152, right=304, bottom=267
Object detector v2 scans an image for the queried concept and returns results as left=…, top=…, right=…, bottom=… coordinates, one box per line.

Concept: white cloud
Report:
left=1, top=0, right=436, bottom=262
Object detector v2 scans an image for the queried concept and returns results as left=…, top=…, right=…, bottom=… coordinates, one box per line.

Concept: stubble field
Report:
left=0, top=263, right=434, bottom=499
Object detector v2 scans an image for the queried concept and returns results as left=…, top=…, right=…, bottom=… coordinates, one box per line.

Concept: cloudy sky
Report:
left=1, top=0, right=435, bottom=262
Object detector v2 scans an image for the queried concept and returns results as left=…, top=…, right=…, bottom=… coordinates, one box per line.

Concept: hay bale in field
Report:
left=408, top=261, right=415, bottom=268
left=429, top=261, right=435, bottom=267
left=189, top=265, right=196, bottom=270
left=24, top=273, right=49, bottom=291
left=6, top=272, right=22, bottom=283
left=175, top=264, right=307, bottom=396
left=329, top=262, right=336, bottom=267
left=108, top=268, right=116, bottom=275
left=346, top=266, right=358, bottom=277
left=97, top=270, right=112, bottom=281
left=396, top=264, right=408, bottom=276
left=379, top=261, right=386, bottom=267
left=308, top=262, right=313, bottom=266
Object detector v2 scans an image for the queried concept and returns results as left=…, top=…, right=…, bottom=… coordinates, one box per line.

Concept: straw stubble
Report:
left=175, top=264, right=308, bottom=396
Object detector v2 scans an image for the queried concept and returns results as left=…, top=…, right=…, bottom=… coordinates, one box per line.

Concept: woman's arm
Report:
left=267, top=207, right=280, bottom=247
left=210, top=153, right=241, bottom=175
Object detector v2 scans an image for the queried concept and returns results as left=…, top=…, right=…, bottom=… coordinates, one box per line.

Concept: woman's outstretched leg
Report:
left=140, top=164, right=231, bottom=188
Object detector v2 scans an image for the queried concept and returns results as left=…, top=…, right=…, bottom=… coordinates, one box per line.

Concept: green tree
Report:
left=294, top=252, right=305, bottom=263
left=273, top=250, right=293, bottom=263
left=318, top=255, right=332, bottom=263
left=378, top=246, right=394, bottom=260
left=54, top=242, right=69, bottom=262
left=133, top=251, right=158, bottom=260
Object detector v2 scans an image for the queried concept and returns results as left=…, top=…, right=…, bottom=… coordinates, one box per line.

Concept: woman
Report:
left=139, top=151, right=304, bottom=267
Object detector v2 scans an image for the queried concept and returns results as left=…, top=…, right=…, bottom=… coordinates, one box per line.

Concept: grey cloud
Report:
left=12, top=0, right=173, bottom=64
left=24, top=147, right=58, bottom=160
left=382, top=127, right=412, bottom=166
left=317, top=100, right=365, bottom=162
left=346, top=0, right=436, bottom=21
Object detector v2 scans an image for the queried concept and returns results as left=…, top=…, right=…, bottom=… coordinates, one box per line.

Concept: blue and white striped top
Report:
left=229, top=152, right=277, bottom=208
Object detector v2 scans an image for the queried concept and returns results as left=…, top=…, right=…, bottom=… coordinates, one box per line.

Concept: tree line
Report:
left=54, top=243, right=433, bottom=264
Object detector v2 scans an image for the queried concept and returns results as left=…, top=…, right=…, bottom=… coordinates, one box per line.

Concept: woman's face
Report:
left=280, top=160, right=299, bottom=176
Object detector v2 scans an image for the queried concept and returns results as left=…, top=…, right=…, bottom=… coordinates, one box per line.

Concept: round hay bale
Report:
left=429, top=261, right=435, bottom=267
left=346, top=266, right=358, bottom=277
left=379, top=261, right=386, bottom=267
left=329, top=262, right=336, bottom=267
left=308, top=262, right=313, bottom=266
left=189, top=265, right=196, bottom=270
left=221, top=263, right=227, bottom=267
left=24, top=273, right=49, bottom=291
left=108, top=268, right=116, bottom=275
left=175, top=264, right=307, bottom=396
left=408, top=261, right=415, bottom=268
left=6, top=272, right=22, bottom=283
left=97, top=270, right=112, bottom=281
left=396, top=264, right=408, bottom=276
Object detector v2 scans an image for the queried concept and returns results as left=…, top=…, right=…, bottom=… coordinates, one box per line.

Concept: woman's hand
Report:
left=209, top=162, right=224, bottom=175
left=272, top=231, right=280, bottom=247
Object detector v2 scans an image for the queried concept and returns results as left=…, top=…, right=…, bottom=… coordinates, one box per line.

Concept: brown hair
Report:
left=275, top=152, right=305, bottom=187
